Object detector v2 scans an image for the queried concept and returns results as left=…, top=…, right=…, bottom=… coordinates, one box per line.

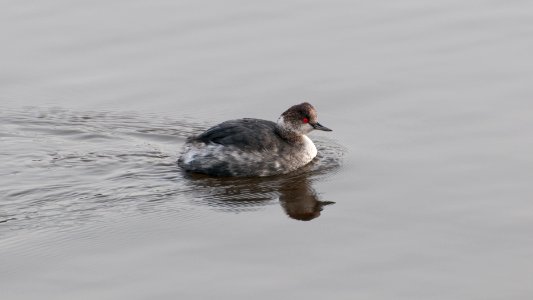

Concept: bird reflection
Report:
left=278, top=176, right=334, bottom=221
left=183, top=170, right=335, bottom=221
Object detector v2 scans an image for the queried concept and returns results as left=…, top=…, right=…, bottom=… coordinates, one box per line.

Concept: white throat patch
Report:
left=302, top=135, right=318, bottom=161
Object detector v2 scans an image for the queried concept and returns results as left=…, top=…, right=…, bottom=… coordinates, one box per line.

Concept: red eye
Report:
left=303, top=117, right=309, bottom=123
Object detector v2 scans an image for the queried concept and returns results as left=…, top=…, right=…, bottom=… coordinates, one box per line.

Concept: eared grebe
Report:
left=178, top=102, right=332, bottom=177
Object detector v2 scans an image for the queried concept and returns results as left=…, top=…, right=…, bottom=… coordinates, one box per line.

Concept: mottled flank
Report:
left=178, top=103, right=331, bottom=177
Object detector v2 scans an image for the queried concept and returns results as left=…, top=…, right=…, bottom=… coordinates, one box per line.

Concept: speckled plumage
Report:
left=178, top=102, right=331, bottom=177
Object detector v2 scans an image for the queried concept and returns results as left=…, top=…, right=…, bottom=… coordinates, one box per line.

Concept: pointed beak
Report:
left=311, top=122, right=332, bottom=131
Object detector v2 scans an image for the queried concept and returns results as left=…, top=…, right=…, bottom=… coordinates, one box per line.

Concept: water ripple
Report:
left=0, top=107, right=344, bottom=234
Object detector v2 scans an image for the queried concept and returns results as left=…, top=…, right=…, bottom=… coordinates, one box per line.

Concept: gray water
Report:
left=1, top=1, right=533, bottom=299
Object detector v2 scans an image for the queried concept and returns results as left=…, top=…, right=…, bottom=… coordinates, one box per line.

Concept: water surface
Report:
left=1, top=0, right=533, bottom=299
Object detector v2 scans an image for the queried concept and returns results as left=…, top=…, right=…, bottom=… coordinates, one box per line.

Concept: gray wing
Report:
left=195, top=118, right=282, bottom=151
